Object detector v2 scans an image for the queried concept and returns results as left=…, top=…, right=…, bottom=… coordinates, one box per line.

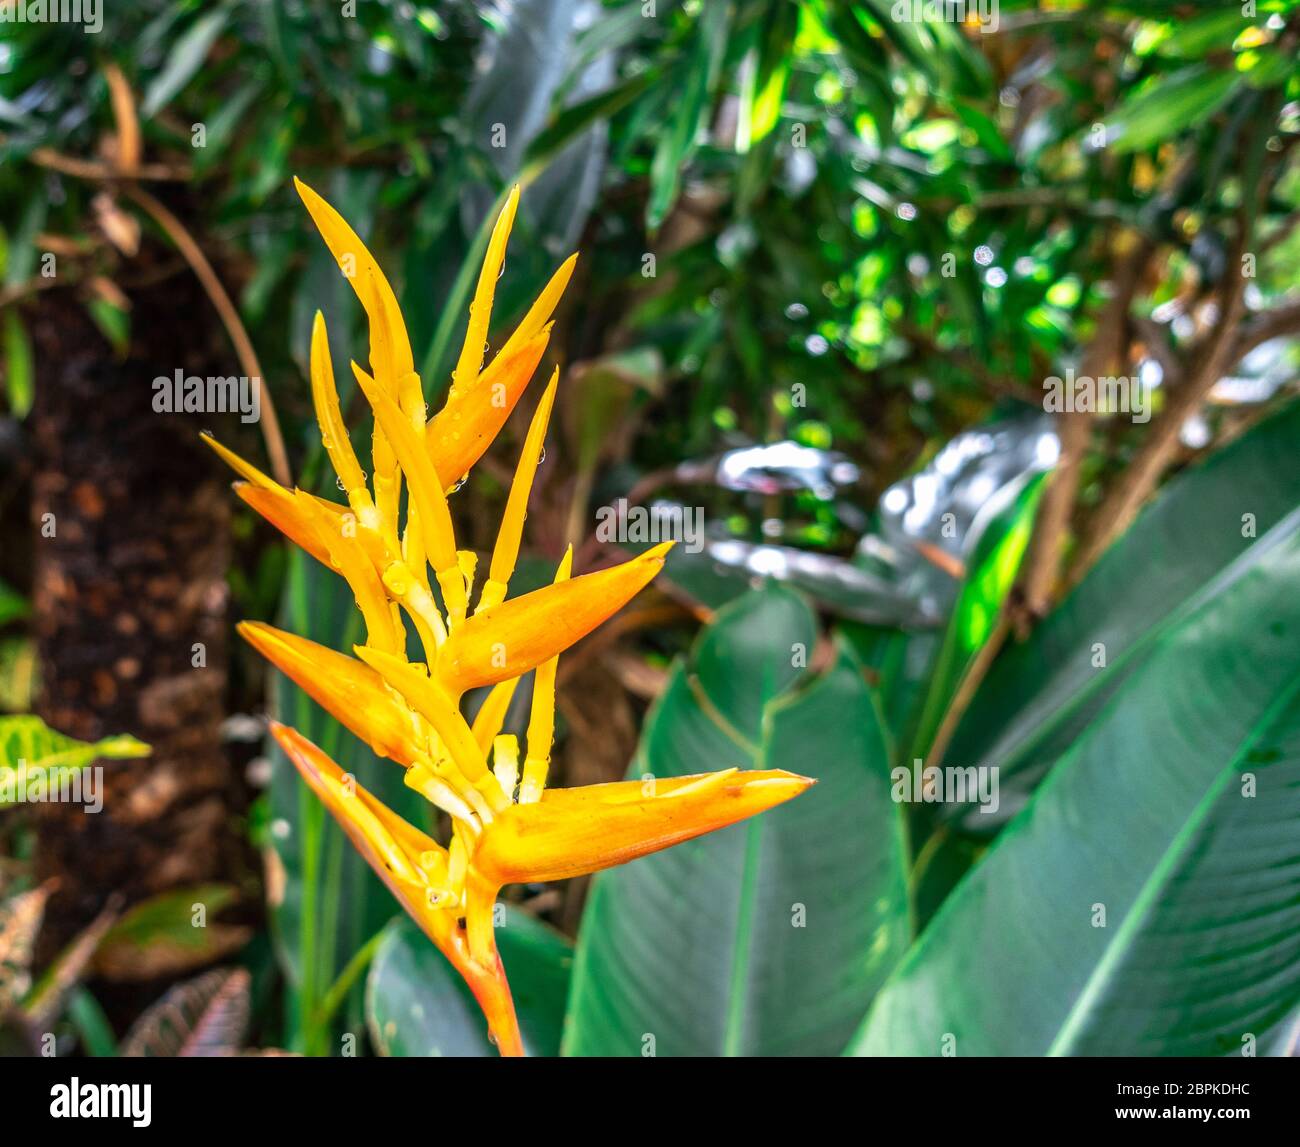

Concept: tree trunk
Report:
left=27, top=272, right=245, bottom=962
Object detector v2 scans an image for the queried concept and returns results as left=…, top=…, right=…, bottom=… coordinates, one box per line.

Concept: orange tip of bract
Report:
left=471, top=769, right=815, bottom=887
left=233, top=482, right=336, bottom=568
left=426, top=329, right=552, bottom=491
left=435, top=545, right=671, bottom=694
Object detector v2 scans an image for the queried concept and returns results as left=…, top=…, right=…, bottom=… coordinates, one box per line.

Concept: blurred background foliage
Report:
left=0, top=0, right=1298, bottom=1056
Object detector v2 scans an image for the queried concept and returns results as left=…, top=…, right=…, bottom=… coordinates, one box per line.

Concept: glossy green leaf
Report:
left=1101, top=66, right=1239, bottom=153
left=563, top=584, right=909, bottom=1056
left=366, top=909, right=572, bottom=1057
left=141, top=9, right=229, bottom=119
left=947, top=400, right=1300, bottom=823
left=903, top=472, right=1045, bottom=764
left=851, top=515, right=1300, bottom=1056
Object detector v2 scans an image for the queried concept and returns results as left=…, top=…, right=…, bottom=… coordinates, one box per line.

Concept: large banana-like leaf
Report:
left=946, top=400, right=1300, bottom=825
left=563, top=584, right=909, bottom=1056
left=849, top=515, right=1300, bottom=1056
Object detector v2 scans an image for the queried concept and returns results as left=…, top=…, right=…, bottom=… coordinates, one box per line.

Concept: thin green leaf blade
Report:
left=141, top=9, right=230, bottom=119
left=1101, top=65, right=1239, bottom=154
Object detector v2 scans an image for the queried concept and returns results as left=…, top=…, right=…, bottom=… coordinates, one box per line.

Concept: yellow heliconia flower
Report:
left=207, top=179, right=813, bottom=1056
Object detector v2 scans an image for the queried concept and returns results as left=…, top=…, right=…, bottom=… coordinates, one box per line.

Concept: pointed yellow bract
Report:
left=206, top=181, right=813, bottom=1057
left=271, top=724, right=523, bottom=1057
left=426, top=329, right=551, bottom=491
left=519, top=547, right=571, bottom=804
left=310, top=312, right=367, bottom=500
left=239, top=622, right=420, bottom=765
left=453, top=184, right=519, bottom=391
left=436, top=542, right=674, bottom=695
left=472, top=677, right=520, bottom=756
left=232, top=482, right=334, bottom=567
left=472, top=770, right=816, bottom=886
left=293, top=176, right=413, bottom=383
left=480, top=368, right=559, bottom=614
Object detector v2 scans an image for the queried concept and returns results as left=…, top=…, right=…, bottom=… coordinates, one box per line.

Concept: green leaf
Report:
left=92, top=885, right=251, bottom=981
left=65, top=988, right=119, bottom=1057
left=0, top=715, right=149, bottom=770
left=194, top=82, right=263, bottom=175
left=465, top=0, right=610, bottom=265
left=141, top=9, right=230, bottom=119
left=3, top=309, right=33, bottom=418
left=737, top=0, right=797, bottom=152
left=366, top=909, right=572, bottom=1057
left=563, top=584, right=909, bottom=1056
left=3, top=196, right=46, bottom=289
left=953, top=98, right=1013, bottom=162
left=850, top=515, right=1300, bottom=1056
left=522, top=69, right=660, bottom=174
left=23, top=897, right=120, bottom=1029
left=947, top=400, right=1300, bottom=823
left=903, top=472, right=1045, bottom=763
left=0, top=716, right=149, bottom=808
left=85, top=299, right=130, bottom=359
left=647, top=3, right=731, bottom=230
left=1155, top=11, right=1252, bottom=59
left=1241, top=45, right=1297, bottom=91
left=1100, top=65, right=1239, bottom=154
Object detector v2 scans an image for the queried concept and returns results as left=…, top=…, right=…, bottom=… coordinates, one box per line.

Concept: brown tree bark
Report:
left=26, top=272, right=246, bottom=961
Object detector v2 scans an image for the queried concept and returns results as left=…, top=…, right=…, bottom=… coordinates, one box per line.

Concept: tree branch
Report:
left=1231, top=298, right=1300, bottom=362
left=1006, top=232, right=1154, bottom=635
left=1070, top=227, right=1249, bottom=580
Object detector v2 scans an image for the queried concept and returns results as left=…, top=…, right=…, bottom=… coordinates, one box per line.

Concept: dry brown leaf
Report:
left=92, top=192, right=140, bottom=256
